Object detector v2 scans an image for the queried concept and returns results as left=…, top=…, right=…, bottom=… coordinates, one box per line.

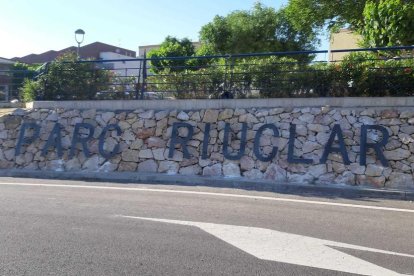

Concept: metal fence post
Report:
left=229, top=56, right=235, bottom=96
left=140, top=52, right=147, bottom=100
left=40, top=62, right=50, bottom=101
left=135, top=58, right=142, bottom=100
left=222, top=57, right=228, bottom=97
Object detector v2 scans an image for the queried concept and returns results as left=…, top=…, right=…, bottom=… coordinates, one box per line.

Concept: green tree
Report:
left=147, top=36, right=196, bottom=73
left=20, top=52, right=112, bottom=101
left=361, top=0, right=414, bottom=47
left=284, top=0, right=367, bottom=33
left=199, top=3, right=317, bottom=55
left=285, top=0, right=414, bottom=47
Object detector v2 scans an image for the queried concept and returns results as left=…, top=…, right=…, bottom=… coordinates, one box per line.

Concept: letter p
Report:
left=15, top=123, right=40, bottom=155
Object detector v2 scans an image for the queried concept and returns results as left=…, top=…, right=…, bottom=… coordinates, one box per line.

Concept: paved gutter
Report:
left=0, top=169, right=413, bottom=200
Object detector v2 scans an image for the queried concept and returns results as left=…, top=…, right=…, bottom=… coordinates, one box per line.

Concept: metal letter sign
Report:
left=201, top=123, right=211, bottom=160
left=320, top=124, right=350, bottom=165
left=169, top=122, right=194, bottom=159
left=69, top=123, right=95, bottom=158
left=360, top=125, right=389, bottom=167
left=254, top=124, right=279, bottom=162
left=13, top=121, right=391, bottom=168
left=288, top=124, right=312, bottom=164
left=41, top=123, right=63, bottom=158
left=15, top=123, right=40, bottom=156
left=223, top=123, right=247, bottom=160
left=99, top=124, right=121, bottom=159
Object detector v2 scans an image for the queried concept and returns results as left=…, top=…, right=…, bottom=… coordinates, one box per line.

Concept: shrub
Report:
left=11, top=62, right=38, bottom=100
left=336, top=52, right=414, bottom=96
left=40, top=52, right=113, bottom=100
left=19, top=79, right=40, bottom=102
left=21, top=52, right=115, bottom=101
left=21, top=50, right=413, bottom=100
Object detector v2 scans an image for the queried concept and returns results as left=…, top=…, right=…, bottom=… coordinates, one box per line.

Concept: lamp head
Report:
left=75, top=29, right=85, bottom=44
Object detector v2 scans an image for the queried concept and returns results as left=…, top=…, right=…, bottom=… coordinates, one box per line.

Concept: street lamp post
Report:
left=74, top=29, right=85, bottom=59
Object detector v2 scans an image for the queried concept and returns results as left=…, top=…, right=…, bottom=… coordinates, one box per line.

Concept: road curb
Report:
left=0, top=169, right=413, bottom=200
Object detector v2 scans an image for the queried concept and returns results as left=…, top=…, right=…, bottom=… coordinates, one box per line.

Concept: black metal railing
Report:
left=2, top=45, right=414, bottom=102
left=0, top=68, right=35, bottom=102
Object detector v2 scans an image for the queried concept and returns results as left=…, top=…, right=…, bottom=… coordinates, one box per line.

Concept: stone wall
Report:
left=1, top=103, right=414, bottom=189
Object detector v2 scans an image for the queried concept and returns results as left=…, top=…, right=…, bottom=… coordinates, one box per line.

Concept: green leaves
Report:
left=199, top=3, right=316, bottom=55
left=147, top=52, right=414, bottom=99
left=20, top=52, right=113, bottom=101
left=285, top=0, right=413, bottom=48
left=361, top=0, right=414, bottom=47
left=284, top=0, right=366, bottom=34
left=147, top=36, right=196, bottom=74
left=19, top=78, right=40, bottom=102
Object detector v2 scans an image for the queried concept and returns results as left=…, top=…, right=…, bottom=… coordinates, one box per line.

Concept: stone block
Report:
left=137, top=160, right=158, bottom=172
left=384, top=149, right=411, bottom=161
left=203, top=163, right=222, bottom=176
left=387, top=172, right=414, bottom=189
left=203, top=109, right=219, bottom=123
left=152, top=148, right=165, bottom=161
left=223, top=162, right=241, bottom=177
left=155, top=110, right=169, bottom=120
left=147, top=137, right=166, bottom=148
left=243, top=169, right=264, bottom=179
left=83, top=155, right=100, bottom=171
left=264, top=164, right=287, bottom=182
left=138, top=149, right=153, bottom=159
left=308, top=164, right=327, bottom=178
left=99, top=161, right=118, bottom=172
left=159, top=161, right=179, bottom=174
left=179, top=165, right=201, bottom=175
left=139, top=110, right=154, bottom=119
left=365, top=164, right=384, bottom=177
left=121, top=149, right=139, bottom=162
left=240, top=156, right=255, bottom=171
left=177, top=111, right=190, bottom=121
left=298, top=113, right=314, bottom=123
left=349, top=163, right=365, bottom=175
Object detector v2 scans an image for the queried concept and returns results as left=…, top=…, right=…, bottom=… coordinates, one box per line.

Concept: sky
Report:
left=0, top=0, right=328, bottom=59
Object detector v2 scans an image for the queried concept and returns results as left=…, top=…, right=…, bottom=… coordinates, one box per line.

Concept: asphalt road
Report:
left=0, top=177, right=413, bottom=276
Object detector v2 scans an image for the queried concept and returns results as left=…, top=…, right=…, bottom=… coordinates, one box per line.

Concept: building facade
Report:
left=329, top=29, right=362, bottom=61
left=12, top=42, right=136, bottom=64
left=0, top=57, right=16, bottom=102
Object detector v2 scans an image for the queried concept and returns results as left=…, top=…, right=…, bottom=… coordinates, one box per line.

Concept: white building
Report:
left=99, top=52, right=141, bottom=78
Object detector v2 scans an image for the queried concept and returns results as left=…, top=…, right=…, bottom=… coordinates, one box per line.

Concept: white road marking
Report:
left=0, top=181, right=414, bottom=213
left=121, top=215, right=414, bottom=276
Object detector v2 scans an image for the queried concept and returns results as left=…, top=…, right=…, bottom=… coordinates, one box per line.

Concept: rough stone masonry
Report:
left=1, top=106, right=414, bottom=189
